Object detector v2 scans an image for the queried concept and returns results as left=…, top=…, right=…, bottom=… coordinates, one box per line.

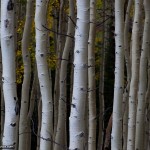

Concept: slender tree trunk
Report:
left=144, top=47, right=150, bottom=150
left=54, top=0, right=75, bottom=149
left=19, top=0, right=33, bottom=149
left=127, top=1, right=142, bottom=149
left=37, top=99, right=42, bottom=150
left=135, top=0, right=150, bottom=149
left=35, top=0, right=53, bottom=149
left=54, top=0, right=65, bottom=137
left=1, top=0, right=18, bottom=148
left=104, top=114, right=112, bottom=149
left=69, top=0, right=90, bottom=149
left=88, top=0, right=96, bottom=149
left=123, top=0, right=133, bottom=149
left=98, top=1, right=105, bottom=149
left=111, top=0, right=124, bottom=149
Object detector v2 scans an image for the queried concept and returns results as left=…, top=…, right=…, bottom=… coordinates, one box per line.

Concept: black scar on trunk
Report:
left=7, top=0, right=14, bottom=11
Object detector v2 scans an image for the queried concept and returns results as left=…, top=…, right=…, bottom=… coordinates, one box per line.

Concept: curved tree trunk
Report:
left=54, top=0, right=75, bottom=149
left=1, top=0, right=18, bottom=148
left=35, top=0, right=53, bottom=149
left=19, top=0, right=33, bottom=149
left=135, top=0, right=150, bottom=149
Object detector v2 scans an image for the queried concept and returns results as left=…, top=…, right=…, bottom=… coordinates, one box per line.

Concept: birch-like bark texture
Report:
left=111, top=0, right=124, bottom=149
left=123, top=0, right=133, bottom=149
left=88, top=0, right=96, bottom=149
left=1, top=0, right=18, bottom=148
left=144, top=49, right=150, bottom=150
left=127, top=1, right=142, bottom=150
left=19, top=0, right=33, bottom=149
left=135, top=0, right=150, bottom=149
left=69, top=0, right=90, bottom=149
left=54, top=0, right=75, bottom=149
left=35, top=0, right=53, bottom=149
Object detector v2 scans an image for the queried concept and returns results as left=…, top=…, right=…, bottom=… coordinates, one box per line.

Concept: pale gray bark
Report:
left=69, top=0, right=90, bottom=149
left=1, top=0, right=18, bottom=148
left=111, top=0, right=124, bottom=149
left=54, top=0, right=75, bottom=149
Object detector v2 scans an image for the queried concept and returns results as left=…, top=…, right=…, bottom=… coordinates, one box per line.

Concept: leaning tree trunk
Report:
left=1, top=0, right=18, bottom=149
left=127, top=0, right=142, bottom=150
left=135, top=0, right=150, bottom=149
left=69, top=0, right=90, bottom=149
left=35, top=0, right=53, bottom=149
left=54, top=0, right=75, bottom=149
left=88, top=0, right=97, bottom=149
left=111, top=0, right=124, bottom=149
left=19, top=0, right=33, bottom=149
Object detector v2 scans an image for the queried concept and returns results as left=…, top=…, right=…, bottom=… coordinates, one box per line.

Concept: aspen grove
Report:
left=1, top=0, right=150, bottom=150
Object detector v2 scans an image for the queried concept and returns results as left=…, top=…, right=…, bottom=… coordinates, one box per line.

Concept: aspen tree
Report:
left=144, top=49, right=150, bottom=150
left=54, top=0, right=75, bottom=149
left=19, top=0, right=33, bottom=149
left=111, top=0, right=124, bottom=149
left=88, top=0, right=96, bottom=149
left=127, top=0, right=142, bottom=150
left=1, top=0, right=18, bottom=148
left=123, top=0, right=133, bottom=149
left=35, top=0, right=53, bottom=149
left=135, top=0, right=150, bottom=149
left=69, top=0, right=90, bottom=149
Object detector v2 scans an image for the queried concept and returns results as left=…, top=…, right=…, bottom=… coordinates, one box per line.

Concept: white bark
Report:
left=88, top=0, right=96, bottom=149
left=1, top=0, right=18, bottom=148
left=54, top=0, right=75, bottom=149
left=35, top=0, right=53, bottom=149
left=127, top=0, right=142, bottom=150
left=69, top=0, right=90, bottom=149
left=19, top=0, right=33, bottom=149
left=111, top=0, right=124, bottom=149
left=135, top=1, right=150, bottom=149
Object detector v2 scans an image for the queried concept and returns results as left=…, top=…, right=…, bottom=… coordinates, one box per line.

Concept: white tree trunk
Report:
left=111, top=0, right=124, bottom=149
left=88, top=0, right=96, bottom=149
left=1, top=0, right=18, bottom=148
left=69, top=0, right=90, bottom=149
left=19, top=0, right=33, bottom=149
left=54, top=0, right=75, bottom=149
left=35, top=0, right=53, bottom=149
left=127, top=0, right=142, bottom=150
left=135, top=0, right=150, bottom=149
